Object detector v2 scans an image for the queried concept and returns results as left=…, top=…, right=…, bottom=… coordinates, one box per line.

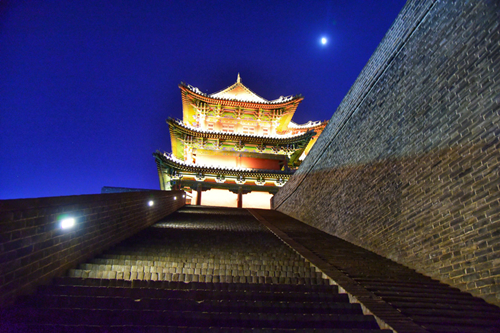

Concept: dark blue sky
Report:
left=1, top=0, right=406, bottom=199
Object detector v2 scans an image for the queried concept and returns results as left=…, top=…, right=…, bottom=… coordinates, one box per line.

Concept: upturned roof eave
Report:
left=167, top=118, right=314, bottom=144
left=153, top=152, right=294, bottom=178
left=179, top=83, right=303, bottom=109
left=288, top=120, right=329, bottom=130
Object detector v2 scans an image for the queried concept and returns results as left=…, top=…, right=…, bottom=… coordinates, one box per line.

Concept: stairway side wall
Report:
left=273, top=0, right=500, bottom=306
left=0, top=190, right=185, bottom=307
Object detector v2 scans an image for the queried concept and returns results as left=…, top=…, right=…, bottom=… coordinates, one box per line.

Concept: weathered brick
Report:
left=273, top=0, right=500, bottom=306
left=0, top=190, right=185, bottom=307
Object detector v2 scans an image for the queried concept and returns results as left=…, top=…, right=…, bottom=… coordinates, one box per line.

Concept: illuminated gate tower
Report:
left=154, top=74, right=327, bottom=209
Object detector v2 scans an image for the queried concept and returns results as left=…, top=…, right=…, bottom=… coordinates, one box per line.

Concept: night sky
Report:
left=1, top=1, right=407, bottom=200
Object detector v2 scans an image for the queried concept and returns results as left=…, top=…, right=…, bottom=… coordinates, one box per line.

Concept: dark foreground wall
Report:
left=0, top=190, right=185, bottom=307
left=273, top=0, right=500, bottom=306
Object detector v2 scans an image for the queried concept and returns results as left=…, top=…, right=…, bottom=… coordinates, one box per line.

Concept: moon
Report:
left=321, top=37, right=327, bottom=45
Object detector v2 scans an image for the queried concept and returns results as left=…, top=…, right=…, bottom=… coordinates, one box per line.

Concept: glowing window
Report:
left=207, top=123, right=214, bottom=131
left=262, top=128, right=269, bottom=136
left=222, top=124, right=234, bottom=133
left=243, top=127, right=254, bottom=135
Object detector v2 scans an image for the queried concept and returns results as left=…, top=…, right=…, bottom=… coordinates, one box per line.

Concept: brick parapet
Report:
left=273, top=0, right=500, bottom=306
left=0, top=190, right=185, bottom=307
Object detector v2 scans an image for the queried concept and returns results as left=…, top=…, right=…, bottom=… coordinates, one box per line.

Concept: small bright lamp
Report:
left=148, top=200, right=154, bottom=207
left=60, top=218, right=76, bottom=230
left=174, top=196, right=177, bottom=200
left=321, top=37, right=327, bottom=45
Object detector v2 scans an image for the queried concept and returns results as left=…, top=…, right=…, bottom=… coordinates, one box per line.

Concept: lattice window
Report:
left=242, top=127, right=255, bottom=135
left=222, top=124, right=235, bottom=133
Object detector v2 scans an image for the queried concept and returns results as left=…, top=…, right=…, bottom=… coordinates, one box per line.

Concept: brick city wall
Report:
left=0, top=190, right=185, bottom=307
left=273, top=0, right=500, bottom=306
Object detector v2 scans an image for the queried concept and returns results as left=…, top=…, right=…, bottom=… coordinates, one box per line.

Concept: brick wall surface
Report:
left=273, top=0, right=500, bottom=306
left=0, top=190, right=185, bottom=307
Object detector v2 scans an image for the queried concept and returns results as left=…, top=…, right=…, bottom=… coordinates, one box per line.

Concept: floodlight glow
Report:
left=148, top=200, right=154, bottom=207
left=60, top=218, right=76, bottom=230
left=174, top=197, right=177, bottom=200
left=321, top=37, right=327, bottom=45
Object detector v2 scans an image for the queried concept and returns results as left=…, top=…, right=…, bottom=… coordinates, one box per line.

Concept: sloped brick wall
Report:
left=273, top=0, right=500, bottom=306
left=0, top=190, right=185, bottom=307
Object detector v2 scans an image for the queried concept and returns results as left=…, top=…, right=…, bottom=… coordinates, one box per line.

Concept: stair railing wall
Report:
left=0, top=190, right=185, bottom=307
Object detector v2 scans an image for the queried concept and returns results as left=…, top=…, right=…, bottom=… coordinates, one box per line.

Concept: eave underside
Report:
left=154, top=152, right=293, bottom=179
left=167, top=118, right=314, bottom=145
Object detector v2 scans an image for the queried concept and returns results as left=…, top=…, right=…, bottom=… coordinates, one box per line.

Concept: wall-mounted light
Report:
left=174, top=196, right=177, bottom=200
left=182, top=194, right=185, bottom=198
left=60, top=217, right=76, bottom=230
left=148, top=200, right=154, bottom=207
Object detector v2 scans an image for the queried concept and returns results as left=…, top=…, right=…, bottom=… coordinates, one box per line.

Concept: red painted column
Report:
left=196, top=183, right=202, bottom=206
left=237, top=187, right=243, bottom=208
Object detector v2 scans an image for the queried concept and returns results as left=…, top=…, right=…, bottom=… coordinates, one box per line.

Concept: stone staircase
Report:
left=2, top=206, right=389, bottom=332
left=253, top=209, right=500, bottom=333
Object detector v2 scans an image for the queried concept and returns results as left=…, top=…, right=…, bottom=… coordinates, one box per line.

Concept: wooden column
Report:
left=196, top=183, right=202, bottom=206
left=237, top=187, right=243, bottom=208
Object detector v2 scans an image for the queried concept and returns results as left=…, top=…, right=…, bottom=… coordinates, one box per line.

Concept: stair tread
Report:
left=373, top=290, right=489, bottom=301
left=5, top=308, right=381, bottom=328
left=388, top=300, right=500, bottom=313
left=4, top=323, right=392, bottom=333
left=18, top=294, right=363, bottom=314
left=55, top=277, right=337, bottom=291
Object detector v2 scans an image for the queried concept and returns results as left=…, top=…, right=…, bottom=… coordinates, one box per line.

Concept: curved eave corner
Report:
left=167, top=117, right=315, bottom=145
left=179, top=82, right=303, bottom=109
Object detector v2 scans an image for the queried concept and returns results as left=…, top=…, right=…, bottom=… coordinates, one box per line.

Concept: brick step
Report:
left=380, top=295, right=494, bottom=306
left=18, top=295, right=365, bottom=314
left=418, top=323, right=499, bottom=333
left=342, top=271, right=436, bottom=282
left=314, top=258, right=434, bottom=280
left=76, top=266, right=319, bottom=276
left=99, top=254, right=306, bottom=265
left=363, top=284, right=472, bottom=296
left=68, top=270, right=327, bottom=284
left=408, top=314, right=500, bottom=328
left=383, top=299, right=500, bottom=314
left=81, top=262, right=317, bottom=274
left=3, top=324, right=391, bottom=333
left=355, top=278, right=458, bottom=290
left=397, top=306, right=500, bottom=320
left=109, top=248, right=300, bottom=253
left=347, top=274, right=436, bottom=284
left=54, top=277, right=338, bottom=293
left=91, top=257, right=311, bottom=268
left=372, top=290, right=490, bottom=302
left=37, top=285, right=350, bottom=303
left=4, top=308, right=381, bottom=329
left=73, top=266, right=320, bottom=278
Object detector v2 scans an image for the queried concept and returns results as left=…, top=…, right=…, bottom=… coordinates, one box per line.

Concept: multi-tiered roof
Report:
left=154, top=75, right=327, bottom=196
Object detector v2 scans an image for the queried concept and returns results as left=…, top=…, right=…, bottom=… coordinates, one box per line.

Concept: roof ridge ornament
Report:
left=237, top=73, right=241, bottom=83
left=183, top=81, right=296, bottom=104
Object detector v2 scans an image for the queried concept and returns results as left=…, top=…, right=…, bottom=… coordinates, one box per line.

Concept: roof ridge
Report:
left=209, top=76, right=269, bottom=103
left=181, top=82, right=296, bottom=105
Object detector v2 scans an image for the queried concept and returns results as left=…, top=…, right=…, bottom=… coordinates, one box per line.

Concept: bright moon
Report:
left=321, top=37, right=327, bottom=45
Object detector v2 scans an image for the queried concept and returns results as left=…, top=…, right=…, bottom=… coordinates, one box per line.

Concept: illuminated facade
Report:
left=154, top=75, right=326, bottom=208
